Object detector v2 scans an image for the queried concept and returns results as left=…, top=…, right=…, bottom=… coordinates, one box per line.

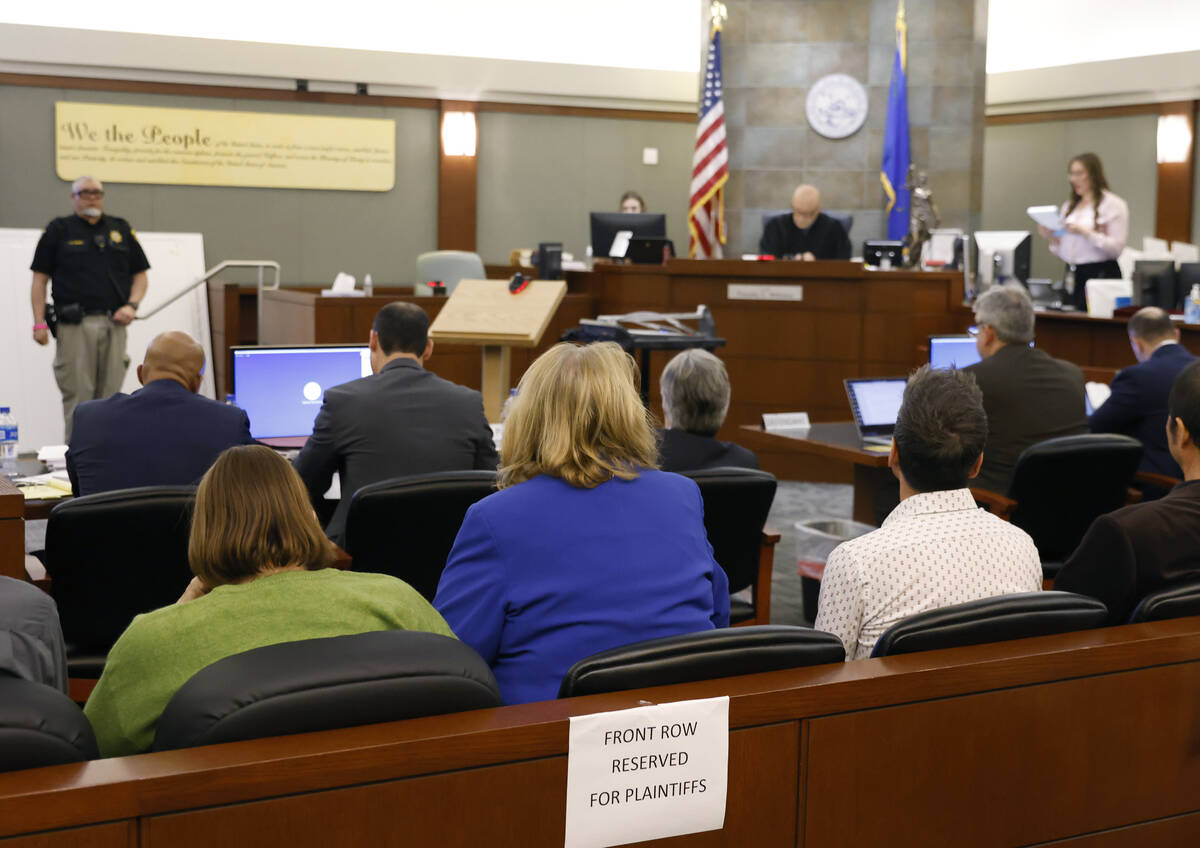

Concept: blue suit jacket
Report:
left=434, top=471, right=731, bottom=705
left=67, top=380, right=254, bottom=496
left=1089, top=343, right=1197, bottom=478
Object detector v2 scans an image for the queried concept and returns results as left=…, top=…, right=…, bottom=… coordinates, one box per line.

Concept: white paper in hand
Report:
left=1027, top=206, right=1063, bottom=231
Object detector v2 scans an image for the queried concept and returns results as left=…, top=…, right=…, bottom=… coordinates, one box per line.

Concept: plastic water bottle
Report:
left=500, top=388, right=518, bottom=423
left=1186, top=285, right=1200, bottom=324
left=363, top=274, right=373, bottom=297
left=0, top=407, right=17, bottom=478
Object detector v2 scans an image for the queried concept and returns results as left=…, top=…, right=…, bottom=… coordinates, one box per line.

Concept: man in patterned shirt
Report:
left=814, top=365, right=1043, bottom=660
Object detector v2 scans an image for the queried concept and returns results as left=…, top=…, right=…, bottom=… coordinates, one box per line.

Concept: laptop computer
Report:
left=626, top=237, right=675, bottom=265
left=230, top=344, right=372, bottom=447
left=844, top=377, right=908, bottom=446
left=928, top=334, right=982, bottom=370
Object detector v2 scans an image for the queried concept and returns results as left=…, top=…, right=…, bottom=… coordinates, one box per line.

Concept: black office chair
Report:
left=0, top=677, right=98, bottom=772
left=1128, top=579, right=1200, bottom=623
left=45, top=486, right=196, bottom=675
left=760, top=210, right=854, bottom=242
left=343, top=470, right=497, bottom=601
left=870, top=591, right=1109, bottom=658
left=972, top=434, right=1143, bottom=580
left=680, top=467, right=778, bottom=626
left=558, top=625, right=845, bottom=698
left=153, top=631, right=502, bottom=751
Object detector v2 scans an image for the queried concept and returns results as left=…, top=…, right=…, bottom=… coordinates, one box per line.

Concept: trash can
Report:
left=795, top=518, right=875, bottom=622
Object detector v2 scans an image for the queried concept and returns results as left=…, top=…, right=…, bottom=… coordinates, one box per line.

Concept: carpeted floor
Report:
left=760, top=482, right=855, bottom=626
left=25, top=481, right=858, bottom=626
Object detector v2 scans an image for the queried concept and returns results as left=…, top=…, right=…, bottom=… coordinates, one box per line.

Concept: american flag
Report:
left=688, top=17, right=729, bottom=259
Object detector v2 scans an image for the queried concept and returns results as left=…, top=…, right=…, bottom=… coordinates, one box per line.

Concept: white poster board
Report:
left=0, top=228, right=210, bottom=451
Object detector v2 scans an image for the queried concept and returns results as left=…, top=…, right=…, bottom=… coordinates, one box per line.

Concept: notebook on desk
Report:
left=844, top=377, right=907, bottom=446
left=230, top=344, right=371, bottom=446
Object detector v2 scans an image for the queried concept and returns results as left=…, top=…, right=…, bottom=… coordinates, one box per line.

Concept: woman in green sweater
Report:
left=84, top=445, right=456, bottom=757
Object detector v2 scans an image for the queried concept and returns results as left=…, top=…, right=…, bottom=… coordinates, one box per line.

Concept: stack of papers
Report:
left=1026, top=206, right=1063, bottom=231
left=36, top=445, right=68, bottom=471
left=15, top=472, right=72, bottom=500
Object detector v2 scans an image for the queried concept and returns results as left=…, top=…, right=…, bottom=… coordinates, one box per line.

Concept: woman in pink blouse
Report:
left=1039, top=152, right=1128, bottom=310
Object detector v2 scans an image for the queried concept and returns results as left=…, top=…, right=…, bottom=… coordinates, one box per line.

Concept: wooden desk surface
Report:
left=738, top=422, right=889, bottom=468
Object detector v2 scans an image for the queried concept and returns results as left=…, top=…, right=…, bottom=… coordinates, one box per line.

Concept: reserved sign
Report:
left=564, top=696, right=729, bottom=848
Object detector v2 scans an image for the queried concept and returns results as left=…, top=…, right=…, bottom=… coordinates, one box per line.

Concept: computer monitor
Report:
left=1179, top=263, right=1200, bottom=308
left=844, top=377, right=907, bottom=442
left=974, top=231, right=1031, bottom=289
left=589, top=212, right=667, bottom=259
left=1134, top=260, right=1179, bottom=310
left=230, top=344, right=371, bottom=440
left=928, top=335, right=982, bottom=370
left=863, top=240, right=905, bottom=268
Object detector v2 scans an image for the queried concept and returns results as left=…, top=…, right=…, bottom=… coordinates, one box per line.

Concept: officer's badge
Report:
left=110, top=230, right=123, bottom=244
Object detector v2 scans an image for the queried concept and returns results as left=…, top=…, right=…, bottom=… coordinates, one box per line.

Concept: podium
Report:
left=429, top=279, right=567, bottom=421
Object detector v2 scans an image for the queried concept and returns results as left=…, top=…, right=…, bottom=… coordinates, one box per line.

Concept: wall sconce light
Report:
left=441, top=111, right=477, bottom=157
left=1157, top=113, right=1192, bottom=164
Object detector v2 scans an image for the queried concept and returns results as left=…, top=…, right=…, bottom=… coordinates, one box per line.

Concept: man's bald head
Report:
left=791, top=184, right=822, bottom=229
left=138, top=331, right=206, bottom=392
left=1128, top=306, right=1180, bottom=363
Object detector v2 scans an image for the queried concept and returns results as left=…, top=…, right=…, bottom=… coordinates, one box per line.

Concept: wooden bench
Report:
left=4, top=617, right=1200, bottom=846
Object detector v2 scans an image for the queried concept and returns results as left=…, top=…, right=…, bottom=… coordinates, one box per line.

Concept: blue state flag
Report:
left=881, top=0, right=910, bottom=241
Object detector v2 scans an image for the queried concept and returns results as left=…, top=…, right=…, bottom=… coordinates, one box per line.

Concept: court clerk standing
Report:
left=1038, top=152, right=1128, bottom=311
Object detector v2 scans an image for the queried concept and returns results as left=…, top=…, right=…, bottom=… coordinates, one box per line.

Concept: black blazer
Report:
left=965, top=343, right=1088, bottom=495
left=66, top=379, right=254, bottom=496
left=1055, top=480, right=1200, bottom=624
left=293, top=357, right=499, bottom=543
left=657, top=428, right=759, bottom=473
left=1089, top=343, right=1196, bottom=478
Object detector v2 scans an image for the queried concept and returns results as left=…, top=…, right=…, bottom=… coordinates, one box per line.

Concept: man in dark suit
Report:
left=965, top=284, right=1088, bottom=494
left=657, top=349, right=758, bottom=472
left=66, top=331, right=254, bottom=496
left=1089, top=306, right=1196, bottom=479
left=758, top=184, right=851, bottom=260
left=1056, top=360, right=1200, bottom=623
left=294, top=302, right=498, bottom=544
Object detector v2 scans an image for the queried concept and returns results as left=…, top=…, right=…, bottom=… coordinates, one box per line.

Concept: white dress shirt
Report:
left=813, top=488, right=1043, bottom=660
left=1049, top=189, right=1129, bottom=266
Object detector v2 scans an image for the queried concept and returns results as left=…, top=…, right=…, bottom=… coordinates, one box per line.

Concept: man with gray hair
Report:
left=30, top=176, right=150, bottom=439
left=658, top=349, right=758, bottom=472
left=965, top=283, right=1086, bottom=494
left=1090, top=306, right=1195, bottom=481
left=815, top=365, right=1042, bottom=660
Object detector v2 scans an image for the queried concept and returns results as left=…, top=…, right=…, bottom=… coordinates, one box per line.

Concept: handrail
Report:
left=137, top=260, right=281, bottom=340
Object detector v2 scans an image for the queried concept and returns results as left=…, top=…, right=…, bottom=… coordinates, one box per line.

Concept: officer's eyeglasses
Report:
left=74, top=189, right=104, bottom=197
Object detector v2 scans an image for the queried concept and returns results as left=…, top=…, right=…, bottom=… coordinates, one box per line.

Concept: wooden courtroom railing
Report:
left=4, top=618, right=1200, bottom=846
left=0, top=475, right=25, bottom=580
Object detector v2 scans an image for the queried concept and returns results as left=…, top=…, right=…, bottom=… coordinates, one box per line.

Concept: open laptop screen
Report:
left=929, top=335, right=982, bottom=370
left=231, top=345, right=371, bottom=439
left=844, top=377, right=907, bottom=438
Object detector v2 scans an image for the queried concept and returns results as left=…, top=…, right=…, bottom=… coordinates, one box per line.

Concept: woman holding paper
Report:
left=1038, top=152, right=1128, bottom=310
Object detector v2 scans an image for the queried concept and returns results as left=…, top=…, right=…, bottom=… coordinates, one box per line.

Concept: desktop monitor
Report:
left=1133, top=260, right=1180, bottom=310
left=589, top=212, right=667, bottom=259
left=231, top=344, right=371, bottom=440
left=928, top=334, right=982, bottom=370
left=1179, top=263, right=1200, bottom=307
left=974, top=231, right=1031, bottom=289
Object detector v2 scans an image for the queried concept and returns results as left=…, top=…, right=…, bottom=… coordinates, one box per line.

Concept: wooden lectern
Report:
left=429, top=279, right=566, bottom=421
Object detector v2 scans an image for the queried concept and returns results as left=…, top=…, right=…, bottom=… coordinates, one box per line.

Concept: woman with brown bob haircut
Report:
left=434, top=342, right=729, bottom=705
left=85, top=445, right=454, bottom=758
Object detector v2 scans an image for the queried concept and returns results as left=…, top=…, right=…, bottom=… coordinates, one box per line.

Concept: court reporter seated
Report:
left=433, top=342, right=730, bottom=705
left=84, top=445, right=454, bottom=757
left=814, top=365, right=1043, bottom=660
